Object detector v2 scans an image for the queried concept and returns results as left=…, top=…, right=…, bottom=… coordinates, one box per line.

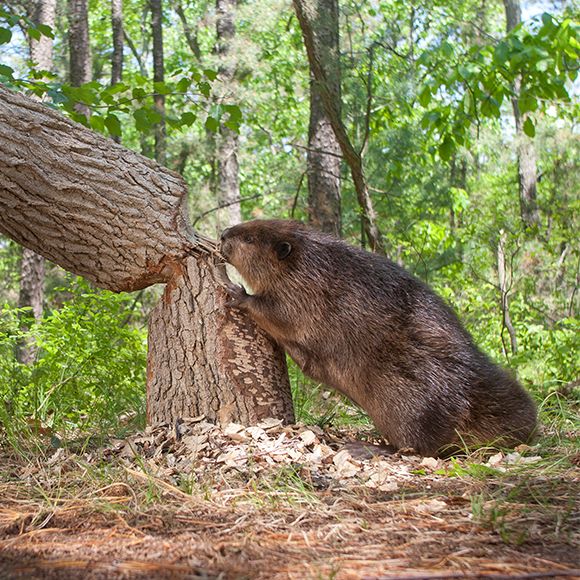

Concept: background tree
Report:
left=150, top=0, right=166, bottom=164
left=306, top=0, right=341, bottom=236
left=68, top=0, right=92, bottom=117
left=215, top=0, right=241, bottom=230
left=503, top=0, right=541, bottom=231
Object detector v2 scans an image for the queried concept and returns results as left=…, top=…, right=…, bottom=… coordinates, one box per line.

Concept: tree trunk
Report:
left=215, top=0, right=241, bottom=231
left=176, top=0, right=201, bottom=61
left=111, top=0, right=124, bottom=86
left=503, top=0, right=541, bottom=231
left=147, top=256, right=293, bottom=425
left=29, top=0, right=57, bottom=73
left=150, top=0, right=167, bottom=165
left=18, top=0, right=57, bottom=364
left=111, top=0, right=124, bottom=144
left=0, top=85, right=294, bottom=426
left=306, top=0, right=341, bottom=237
left=293, top=0, right=384, bottom=253
left=68, top=0, right=92, bottom=117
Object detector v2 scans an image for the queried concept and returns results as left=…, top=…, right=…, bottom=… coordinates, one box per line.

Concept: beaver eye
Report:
left=242, top=234, right=254, bottom=244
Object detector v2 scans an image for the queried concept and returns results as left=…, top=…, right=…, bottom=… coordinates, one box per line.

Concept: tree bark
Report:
left=503, top=0, right=541, bottom=231
left=215, top=0, right=241, bottom=231
left=293, top=0, right=384, bottom=252
left=29, top=0, right=57, bottom=72
left=68, top=0, right=92, bottom=117
left=111, top=0, right=124, bottom=86
left=306, top=0, right=341, bottom=237
left=111, top=0, right=124, bottom=144
left=175, top=0, right=201, bottom=61
left=150, top=0, right=167, bottom=165
left=0, top=85, right=294, bottom=425
left=148, top=256, right=293, bottom=425
left=18, top=0, right=57, bottom=364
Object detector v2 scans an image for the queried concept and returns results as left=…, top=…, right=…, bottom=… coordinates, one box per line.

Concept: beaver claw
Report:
left=225, top=284, right=248, bottom=309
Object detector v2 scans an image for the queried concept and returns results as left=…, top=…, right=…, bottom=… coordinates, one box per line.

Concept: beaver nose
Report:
left=220, top=227, right=232, bottom=241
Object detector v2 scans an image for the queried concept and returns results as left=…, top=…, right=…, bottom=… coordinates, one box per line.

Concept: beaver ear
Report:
left=275, top=241, right=292, bottom=260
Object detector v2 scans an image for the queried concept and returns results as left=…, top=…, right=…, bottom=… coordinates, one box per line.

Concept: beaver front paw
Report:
left=225, top=283, right=249, bottom=309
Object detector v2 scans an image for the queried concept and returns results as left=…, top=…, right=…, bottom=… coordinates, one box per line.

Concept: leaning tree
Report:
left=0, top=85, right=294, bottom=426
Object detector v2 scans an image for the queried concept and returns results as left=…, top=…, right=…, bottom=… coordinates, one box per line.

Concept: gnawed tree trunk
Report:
left=293, top=0, right=383, bottom=253
left=215, top=0, right=241, bottom=230
left=306, top=0, right=341, bottom=236
left=148, top=256, right=291, bottom=424
left=503, top=0, right=541, bottom=231
left=0, top=85, right=294, bottom=426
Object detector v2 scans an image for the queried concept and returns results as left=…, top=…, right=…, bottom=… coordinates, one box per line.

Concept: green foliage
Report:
left=0, top=280, right=147, bottom=441
left=0, top=0, right=577, bottom=449
left=418, top=12, right=579, bottom=159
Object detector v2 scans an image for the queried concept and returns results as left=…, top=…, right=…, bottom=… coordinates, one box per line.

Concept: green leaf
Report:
left=199, top=82, right=211, bottom=97
left=105, top=114, right=122, bottom=137
left=418, top=86, right=431, bottom=107
left=36, top=24, right=55, bottom=39
left=438, top=135, right=455, bottom=161
left=153, top=81, right=172, bottom=95
left=132, top=87, right=147, bottom=101
left=224, top=104, right=242, bottom=122
left=133, top=108, right=150, bottom=131
left=441, top=41, right=453, bottom=57
left=176, top=77, right=191, bottom=93
left=180, top=111, right=197, bottom=126
left=518, top=94, right=537, bottom=114
left=0, top=27, right=12, bottom=45
left=28, top=27, right=41, bottom=40
left=203, top=68, right=218, bottom=81
left=205, top=116, right=219, bottom=132
left=0, top=64, right=14, bottom=79
left=523, top=117, right=536, bottom=138
left=90, top=115, right=106, bottom=133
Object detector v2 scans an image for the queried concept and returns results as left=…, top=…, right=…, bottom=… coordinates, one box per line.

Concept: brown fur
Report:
left=220, top=220, right=537, bottom=456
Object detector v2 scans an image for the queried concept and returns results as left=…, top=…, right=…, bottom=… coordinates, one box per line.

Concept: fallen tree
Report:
left=0, top=84, right=294, bottom=426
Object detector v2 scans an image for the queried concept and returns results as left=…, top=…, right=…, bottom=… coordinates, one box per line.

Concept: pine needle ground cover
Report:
left=1, top=419, right=578, bottom=579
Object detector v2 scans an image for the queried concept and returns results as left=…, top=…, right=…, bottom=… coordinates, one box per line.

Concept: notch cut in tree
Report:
left=0, top=85, right=294, bottom=426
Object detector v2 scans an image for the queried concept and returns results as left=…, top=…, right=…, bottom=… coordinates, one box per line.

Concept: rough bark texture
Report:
left=111, top=0, right=124, bottom=86
left=293, top=0, right=384, bottom=253
left=150, top=0, right=166, bottom=165
left=147, top=256, right=294, bottom=425
left=0, top=85, right=294, bottom=427
left=0, top=86, right=191, bottom=292
left=68, top=0, right=92, bottom=117
left=18, top=0, right=58, bottom=364
left=503, top=0, right=541, bottom=230
left=215, top=0, right=241, bottom=231
left=307, top=0, right=341, bottom=237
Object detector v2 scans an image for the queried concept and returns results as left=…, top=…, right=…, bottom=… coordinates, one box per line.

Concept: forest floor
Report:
left=0, top=419, right=578, bottom=580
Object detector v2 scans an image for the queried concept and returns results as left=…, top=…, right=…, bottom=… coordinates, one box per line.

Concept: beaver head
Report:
left=220, top=220, right=300, bottom=293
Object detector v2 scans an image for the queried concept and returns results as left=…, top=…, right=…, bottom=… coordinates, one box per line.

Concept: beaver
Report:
left=220, top=219, right=537, bottom=457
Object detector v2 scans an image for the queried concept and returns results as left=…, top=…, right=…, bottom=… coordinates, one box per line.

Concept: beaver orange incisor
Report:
left=220, top=220, right=537, bottom=457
